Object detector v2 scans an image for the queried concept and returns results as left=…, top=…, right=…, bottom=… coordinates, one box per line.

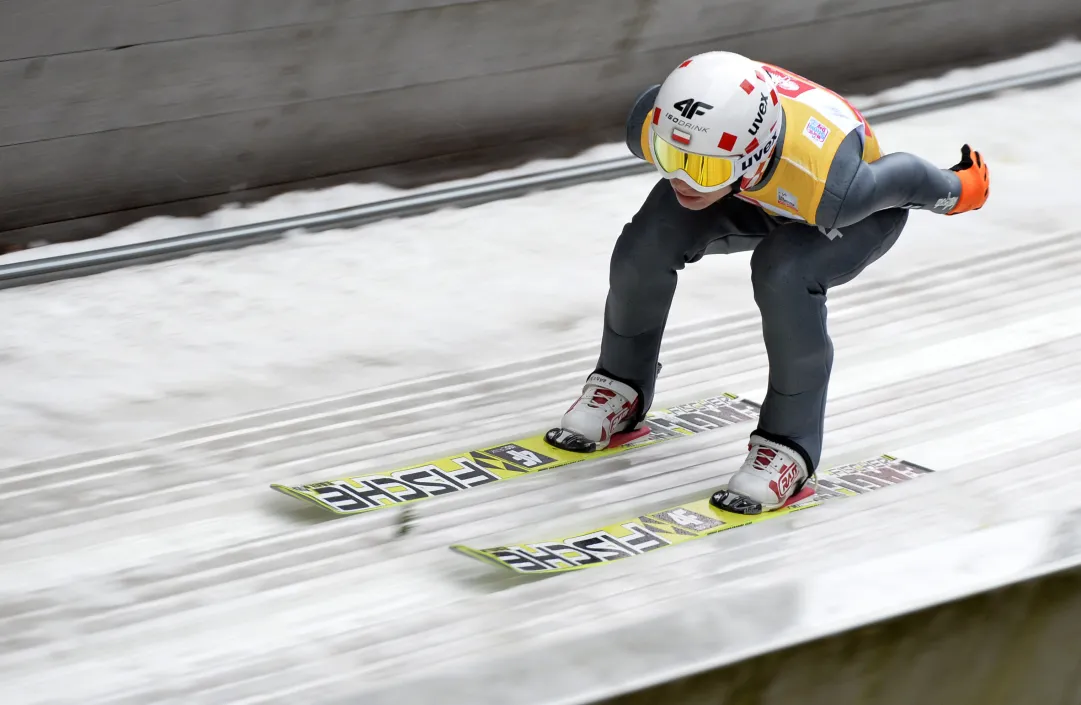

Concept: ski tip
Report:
left=449, top=544, right=480, bottom=556
left=270, top=483, right=305, bottom=497
left=270, top=485, right=352, bottom=515
left=449, top=545, right=511, bottom=570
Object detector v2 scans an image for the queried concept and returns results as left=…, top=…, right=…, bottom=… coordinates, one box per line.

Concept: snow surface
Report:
left=2, top=42, right=1081, bottom=705
left=3, top=41, right=1081, bottom=462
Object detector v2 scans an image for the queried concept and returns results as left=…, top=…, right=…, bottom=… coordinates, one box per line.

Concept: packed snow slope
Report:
left=2, top=43, right=1081, bottom=705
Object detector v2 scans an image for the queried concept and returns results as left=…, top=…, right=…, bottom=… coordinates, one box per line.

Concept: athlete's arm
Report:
left=817, top=132, right=989, bottom=229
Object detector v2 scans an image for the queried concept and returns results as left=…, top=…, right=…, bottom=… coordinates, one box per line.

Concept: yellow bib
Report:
left=734, top=64, right=883, bottom=225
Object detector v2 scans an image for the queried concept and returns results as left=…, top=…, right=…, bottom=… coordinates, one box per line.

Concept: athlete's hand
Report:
left=946, top=144, right=990, bottom=215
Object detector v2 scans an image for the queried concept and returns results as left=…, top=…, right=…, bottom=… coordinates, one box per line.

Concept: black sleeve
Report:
left=626, top=84, right=661, bottom=161
left=816, top=131, right=964, bottom=230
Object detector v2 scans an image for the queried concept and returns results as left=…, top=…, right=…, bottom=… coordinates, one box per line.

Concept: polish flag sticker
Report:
left=671, top=128, right=692, bottom=146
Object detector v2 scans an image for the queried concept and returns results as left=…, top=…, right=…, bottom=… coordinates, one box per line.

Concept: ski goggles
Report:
left=650, top=132, right=742, bottom=191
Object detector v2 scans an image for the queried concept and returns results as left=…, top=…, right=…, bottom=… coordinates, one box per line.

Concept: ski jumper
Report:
left=599, top=64, right=966, bottom=471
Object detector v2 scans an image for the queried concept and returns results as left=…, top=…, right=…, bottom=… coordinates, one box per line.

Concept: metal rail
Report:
left=4, top=60, right=1081, bottom=290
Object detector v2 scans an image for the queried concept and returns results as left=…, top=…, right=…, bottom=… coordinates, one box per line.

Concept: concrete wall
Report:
left=599, top=566, right=1081, bottom=705
left=3, top=0, right=1080, bottom=247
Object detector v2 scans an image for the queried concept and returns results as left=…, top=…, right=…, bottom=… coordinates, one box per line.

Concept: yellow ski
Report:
left=271, top=393, right=760, bottom=515
left=450, top=455, right=934, bottom=574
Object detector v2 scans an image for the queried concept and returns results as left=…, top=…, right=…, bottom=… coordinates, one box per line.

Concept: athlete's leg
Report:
left=749, top=208, right=909, bottom=470
left=597, top=181, right=774, bottom=416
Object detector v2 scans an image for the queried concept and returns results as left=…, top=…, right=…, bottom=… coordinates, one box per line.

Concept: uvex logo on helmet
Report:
left=739, top=131, right=778, bottom=172
left=748, top=93, right=769, bottom=136
left=673, top=99, right=713, bottom=119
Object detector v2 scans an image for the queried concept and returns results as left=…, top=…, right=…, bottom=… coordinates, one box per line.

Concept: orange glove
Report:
left=946, top=144, right=990, bottom=215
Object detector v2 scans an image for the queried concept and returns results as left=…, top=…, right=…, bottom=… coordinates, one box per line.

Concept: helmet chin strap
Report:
left=738, top=156, right=772, bottom=192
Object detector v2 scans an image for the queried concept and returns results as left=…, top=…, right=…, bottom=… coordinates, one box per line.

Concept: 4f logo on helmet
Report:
left=673, top=98, right=713, bottom=119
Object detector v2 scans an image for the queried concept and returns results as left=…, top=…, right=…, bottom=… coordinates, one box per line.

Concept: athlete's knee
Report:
left=610, top=202, right=691, bottom=290
left=609, top=225, right=673, bottom=292
left=750, top=229, right=815, bottom=297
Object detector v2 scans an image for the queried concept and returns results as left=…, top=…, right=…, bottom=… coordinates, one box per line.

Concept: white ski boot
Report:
left=545, top=372, right=641, bottom=452
left=710, top=434, right=812, bottom=514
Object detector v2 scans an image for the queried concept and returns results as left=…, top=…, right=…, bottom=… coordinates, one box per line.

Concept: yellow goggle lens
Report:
left=652, top=133, right=737, bottom=188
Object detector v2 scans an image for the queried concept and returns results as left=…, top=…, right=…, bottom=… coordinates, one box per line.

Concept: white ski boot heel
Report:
left=545, top=372, right=642, bottom=453
left=710, top=434, right=813, bottom=514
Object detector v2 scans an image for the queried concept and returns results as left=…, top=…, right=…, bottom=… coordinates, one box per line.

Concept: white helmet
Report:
left=648, top=52, right=784, bottom=192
